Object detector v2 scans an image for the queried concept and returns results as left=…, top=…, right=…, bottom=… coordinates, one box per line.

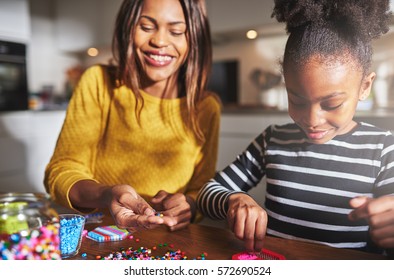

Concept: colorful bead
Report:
left=154, top=211, right=164, bottom=217
left=0, top=223, right=61, bottom=260
left=59, top=215, right=85, bottom=258
left=97, top=237, right=206, bottom=260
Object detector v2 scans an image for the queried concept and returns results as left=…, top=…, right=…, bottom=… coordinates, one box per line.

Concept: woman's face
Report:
left=284, top=56, right=375, bottom=144
left=134, top=0, right=188, bottom=90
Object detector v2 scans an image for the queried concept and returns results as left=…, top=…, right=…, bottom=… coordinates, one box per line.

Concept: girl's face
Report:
left=134, top=0, right=188, bottom=91
left=284, top=56, right=375, bottom=144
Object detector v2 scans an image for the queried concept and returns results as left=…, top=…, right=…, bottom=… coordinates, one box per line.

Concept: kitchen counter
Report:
left=222, top=104, right=394, bottom=116
left=221, top=105, right=394, bottom=131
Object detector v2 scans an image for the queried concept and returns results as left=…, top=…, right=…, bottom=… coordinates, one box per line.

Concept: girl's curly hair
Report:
left=272, top=0, right=392, bottom=75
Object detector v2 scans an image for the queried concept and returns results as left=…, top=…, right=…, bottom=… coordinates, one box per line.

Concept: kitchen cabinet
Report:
left=0, top=111, right=65, bottom=193
left=0, top=0, right=30, bottom=42
left=54, top=0, right=122, bottom=52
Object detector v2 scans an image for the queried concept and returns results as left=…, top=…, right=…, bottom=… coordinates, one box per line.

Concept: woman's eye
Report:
left=170, top=30, right=185, bottom=36
left=141, top=24, right=155, bottom=32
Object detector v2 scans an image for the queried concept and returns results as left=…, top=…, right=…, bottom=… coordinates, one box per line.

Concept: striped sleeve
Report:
left=375, top=129, right=394, bottom=197
left=196, top=132, right=267, bottom=219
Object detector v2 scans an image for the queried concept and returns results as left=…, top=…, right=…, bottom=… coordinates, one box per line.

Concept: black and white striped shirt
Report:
left=197, top=122, right=394, bottom=252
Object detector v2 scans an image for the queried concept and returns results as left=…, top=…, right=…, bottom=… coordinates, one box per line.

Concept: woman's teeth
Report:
left=149, top=54, right=172, bottom=62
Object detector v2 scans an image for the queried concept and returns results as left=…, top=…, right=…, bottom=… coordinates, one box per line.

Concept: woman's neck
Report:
left=141, top=78, right=180, bottom=99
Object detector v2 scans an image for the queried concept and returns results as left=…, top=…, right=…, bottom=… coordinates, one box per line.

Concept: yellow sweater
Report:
left=44, top=65, right=221, bottom=213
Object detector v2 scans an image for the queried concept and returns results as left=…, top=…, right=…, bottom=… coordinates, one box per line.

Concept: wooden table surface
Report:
left=68, top=214, right=387, bottom=260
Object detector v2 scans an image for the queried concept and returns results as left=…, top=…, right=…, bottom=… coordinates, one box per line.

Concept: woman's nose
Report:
left=150, top=30, right=169, bottom=47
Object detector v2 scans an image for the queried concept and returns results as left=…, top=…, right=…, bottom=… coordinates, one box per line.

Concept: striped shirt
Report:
left=197, top=122, right=394, bottom=253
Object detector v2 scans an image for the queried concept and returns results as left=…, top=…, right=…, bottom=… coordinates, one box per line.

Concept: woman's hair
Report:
left=272, top=0, right=392, bottom=76
left=112, top=0, right=212, bottom=142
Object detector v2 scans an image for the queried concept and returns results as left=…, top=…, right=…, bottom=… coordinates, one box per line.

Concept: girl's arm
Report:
left=197, top=132, right=266, bottom=220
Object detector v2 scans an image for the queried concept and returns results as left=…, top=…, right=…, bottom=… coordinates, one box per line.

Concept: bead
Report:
left=0, top=222, right=61, bottom=260
left=155, top=212, right=164, bottom=217
left=96, top=237, right=207, bottom=260
left=59, top=215, right=85, bottom=257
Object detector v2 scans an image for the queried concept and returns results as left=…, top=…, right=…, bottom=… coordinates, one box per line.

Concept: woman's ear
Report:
left=359, top=72, right=376, bottom=101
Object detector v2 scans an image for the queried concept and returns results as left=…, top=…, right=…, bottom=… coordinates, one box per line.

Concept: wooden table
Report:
left=69, top=214, right=387, bottom=260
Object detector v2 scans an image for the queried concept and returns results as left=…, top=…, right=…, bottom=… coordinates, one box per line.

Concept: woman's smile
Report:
left=144, top=51, right=175, bottom=67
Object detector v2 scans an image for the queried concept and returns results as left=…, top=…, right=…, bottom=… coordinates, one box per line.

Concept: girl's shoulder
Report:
left=355, top=122, right=394, bottom=144
left=357, top=122, right=392, bottom=134
left=264, top=123, right=301, bottom=134
left=262, top=122, right=305, bottom=142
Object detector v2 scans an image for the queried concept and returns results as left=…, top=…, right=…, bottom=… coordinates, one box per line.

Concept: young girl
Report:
left=44, top=0, right=220, bottom=233
left=197, top=0, right=394, bottom=256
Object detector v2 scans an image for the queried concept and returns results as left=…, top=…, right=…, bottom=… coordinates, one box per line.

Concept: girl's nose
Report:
left=303, top=105, right=323, bottom=128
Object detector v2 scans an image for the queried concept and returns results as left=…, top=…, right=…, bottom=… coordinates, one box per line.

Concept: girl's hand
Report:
left=150, top=190, right=194, bottom=231
left=108, top=185, right=176, bottom=232
left=349, top=196, right=394, bottom=249
left=227, top=193, right=268, bottom=252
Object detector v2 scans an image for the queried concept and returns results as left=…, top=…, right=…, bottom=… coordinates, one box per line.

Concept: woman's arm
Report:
left=44, top=66, right=108, bottom=211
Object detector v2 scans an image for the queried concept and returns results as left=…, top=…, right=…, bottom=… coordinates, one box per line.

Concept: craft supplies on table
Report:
left=84, top=212, right=104, bottom=224
left=232, top=248, right=286, bottom=260
left=59, top=214, right=86, bottom=258
left=0, top=193, right=61, bottom=260
left=87, top=225, right=129, bottom=242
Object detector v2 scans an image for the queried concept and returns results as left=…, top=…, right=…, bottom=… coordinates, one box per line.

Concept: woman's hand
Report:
left=150, top=190, right=194, bottom=231
left=108, top=185, right=176, bottom=232
left=227, top=193, right=268, bottom=252
left=349, top=196, right=394, bottom=249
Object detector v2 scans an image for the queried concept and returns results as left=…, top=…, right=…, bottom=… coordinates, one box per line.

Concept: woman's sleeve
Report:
left=197, top=132, right=266, bottom=220
left=44, top=66, right=107, bottom=209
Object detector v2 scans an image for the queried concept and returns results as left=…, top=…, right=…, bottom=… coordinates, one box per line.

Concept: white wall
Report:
left=27, top=0, right=80, bottom=95
left=212, top=36, right=287, bottom=105
left=206, top=0, right=277, bottom=34
left=0, top=0, right=30, bottom=43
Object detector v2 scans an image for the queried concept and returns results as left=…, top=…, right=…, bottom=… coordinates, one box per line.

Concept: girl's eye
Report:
left=289, top=99, right=306, bottom=108
left=322, top=103, right=343, bottom=111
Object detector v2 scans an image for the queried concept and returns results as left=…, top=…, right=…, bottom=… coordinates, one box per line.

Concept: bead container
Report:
left=59, top=214, right=85, bottom=258
left=0, top=192, right=61, bottom=260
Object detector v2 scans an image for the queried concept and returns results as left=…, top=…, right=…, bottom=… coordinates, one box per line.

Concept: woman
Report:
left=45, top=0, right=220, bottom=232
